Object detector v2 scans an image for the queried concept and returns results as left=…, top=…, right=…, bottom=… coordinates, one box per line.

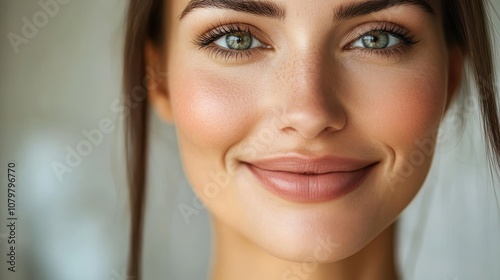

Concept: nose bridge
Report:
left=287, top=47, right=327, bottom=97
left=275, top=47, right=346, bottom=138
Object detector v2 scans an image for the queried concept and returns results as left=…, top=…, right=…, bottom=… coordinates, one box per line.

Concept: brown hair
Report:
left=122, top=0, right=500, bottom=278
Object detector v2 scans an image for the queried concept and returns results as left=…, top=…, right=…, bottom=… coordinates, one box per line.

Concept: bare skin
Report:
left=210, top=217, right=398, bottom=280
left=145, top=0, right=463, bottom=279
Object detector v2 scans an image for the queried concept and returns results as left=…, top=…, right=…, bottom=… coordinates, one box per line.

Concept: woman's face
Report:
left=148, top=0, right=462, bottom=261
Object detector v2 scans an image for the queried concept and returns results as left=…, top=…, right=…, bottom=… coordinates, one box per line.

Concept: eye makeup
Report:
left=193, top=21, right=271, bottom=62
left=344, top=21, right=419, bottom=58
left=192, top=20, right=419, bottom=62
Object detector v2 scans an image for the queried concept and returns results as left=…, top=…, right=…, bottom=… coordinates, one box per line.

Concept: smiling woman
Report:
left=122, top=0, right=500, bottom=279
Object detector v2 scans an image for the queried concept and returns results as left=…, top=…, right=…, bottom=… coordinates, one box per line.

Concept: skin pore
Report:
left=145, top=0, right=464, bottom=279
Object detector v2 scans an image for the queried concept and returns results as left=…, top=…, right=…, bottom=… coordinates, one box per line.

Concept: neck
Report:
left=209, top=217, right=400, bottom=280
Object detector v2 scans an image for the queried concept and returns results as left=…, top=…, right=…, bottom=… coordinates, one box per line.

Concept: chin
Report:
left=226, top=174, right=384, bottom=263
left=258, top=233, right=368, bottom=264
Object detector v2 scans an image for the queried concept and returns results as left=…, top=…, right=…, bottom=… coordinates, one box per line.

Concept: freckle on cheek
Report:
left=356, top=71, right=446, bottom=145
left=172, top=77, right=253, bottom=148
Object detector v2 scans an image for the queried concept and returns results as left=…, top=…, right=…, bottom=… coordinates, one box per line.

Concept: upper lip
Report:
left=244, top=155, right=377, bottom=174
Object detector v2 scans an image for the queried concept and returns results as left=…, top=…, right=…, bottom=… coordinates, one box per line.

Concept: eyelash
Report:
left=194, top=22, right=266, bottom=61
left=193, top=22, right=418, bottom=61
left=346, top=22, right=418, bottom=57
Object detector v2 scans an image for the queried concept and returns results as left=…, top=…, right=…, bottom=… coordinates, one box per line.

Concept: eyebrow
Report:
left=179, top=0, right=286, bottom=20
left=334, top=0, right=435, bottom=20
left=179, top=0, right=434, bottom=21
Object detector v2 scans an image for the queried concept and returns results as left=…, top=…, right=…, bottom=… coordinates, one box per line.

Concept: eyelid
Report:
left=193, top=21, right=274, bottom=62
left=342, top=21, right=415, bottom=50
left=194, top=21, right=273, bottom=48
left=194, top=20, right=416, bottom=62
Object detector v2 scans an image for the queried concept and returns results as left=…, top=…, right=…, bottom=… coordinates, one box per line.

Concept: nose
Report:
left=275, top=49, right=346, bottom=139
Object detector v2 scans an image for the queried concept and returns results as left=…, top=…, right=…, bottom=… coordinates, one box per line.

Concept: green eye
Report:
left=362, top=31, right=389, bottom=49
left=214, top=32, right=263, bottom=50
left=352, top=31, right=402, bottom=49
left=225, top=32, right=252, bottom=50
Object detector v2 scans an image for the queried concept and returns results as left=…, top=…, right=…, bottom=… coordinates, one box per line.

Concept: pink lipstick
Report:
left=244, top=156, right=377, bottom=203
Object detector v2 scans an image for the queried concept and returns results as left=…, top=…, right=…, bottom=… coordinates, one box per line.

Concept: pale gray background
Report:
left=0, top=0, right=499, bottom=279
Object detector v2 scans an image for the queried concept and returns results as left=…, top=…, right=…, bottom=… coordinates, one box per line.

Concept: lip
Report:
left=243, top=156, right=378, bottom=203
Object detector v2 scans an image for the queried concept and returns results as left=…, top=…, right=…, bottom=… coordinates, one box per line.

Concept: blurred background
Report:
left=0, top=0, right=500, bottom=279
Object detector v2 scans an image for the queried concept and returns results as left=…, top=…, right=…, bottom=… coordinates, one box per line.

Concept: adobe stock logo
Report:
left=50, top=63, right=165, bottom=183
left=281, top=235, right=340, bottom=280
left=7, top=0, right=71, bottom=54
left=51, top=119, right=116, bottom=182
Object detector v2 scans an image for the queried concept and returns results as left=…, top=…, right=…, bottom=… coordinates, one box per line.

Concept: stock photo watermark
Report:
left=178, top=109, right=291, bottom=224
left=110, top=267, right=135, bottom=280
left=281, top=235, right=340, bottom=280
left=384, top=76, right=500, bottom=189
left=51, top=64, right=167, bottom=182
left=50, top=119, right=117, bottom=182
left=4, top=162, right=18, bottom=273
left=7, top=0, right=71, bottom=54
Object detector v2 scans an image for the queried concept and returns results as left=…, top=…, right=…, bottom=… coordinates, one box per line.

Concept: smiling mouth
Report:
left=242, top=156, right=378, bottom=203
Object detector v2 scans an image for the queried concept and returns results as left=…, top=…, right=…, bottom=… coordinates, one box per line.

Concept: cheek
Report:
left=168, top=66, right=258, bottom=150
left=347, top=63, right=447, bottom=151
left=341, top=60, right=448, bottom=220
left=167, top=61, right=270, bottom=212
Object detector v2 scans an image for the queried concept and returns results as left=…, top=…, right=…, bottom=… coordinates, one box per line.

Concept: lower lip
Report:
left=245, top=163, right=377, bottom=203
